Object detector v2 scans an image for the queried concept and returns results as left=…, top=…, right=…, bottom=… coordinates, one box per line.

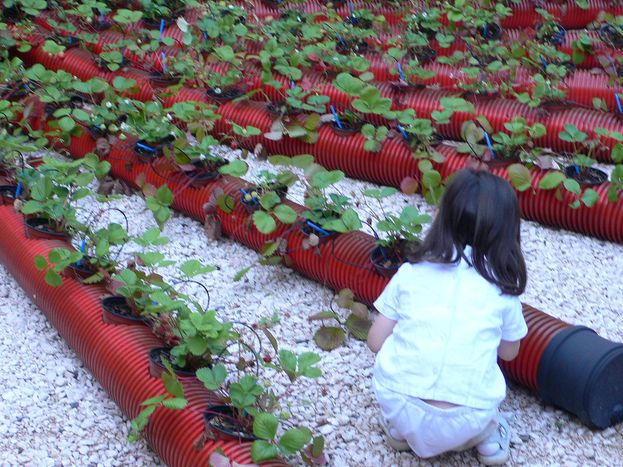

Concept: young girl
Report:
left=368, top=168, right=528, bottom=465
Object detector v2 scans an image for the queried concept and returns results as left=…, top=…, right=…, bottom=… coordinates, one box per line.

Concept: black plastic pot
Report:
left=206, top=87, right=243, bottom=103
left=95, top=55, right=129, bottom=71
left=148, top=347, right=196, bottom=378
left=410, top=46, right=436, bottom=65
left=101, top=296, right=145, bottom=326
left=330, top=119, right=362, bottom=136
left=134, top=135, right=175, bottom=162
left=0, top=185, right=17, bottom=205
left=563, top=166, right=608, bottom=187
left=301, top=220, right=338, bottom=245
left=24, top=218, right=70, bottom=241
left=2, top=6, right=23, bottom=22
left=537, top=23, right=566, bottom=46
left=599, top=24, right=623, bottom=49
left=93, top=18, right=112, bottom=31
left=481, top=23, right=502, bottom=40
left=149, top=72, right=181, bottom=88
left=267, top=102, right=303, bottom=118
left=87, top=125, right=107, bottom=140
left=344, top=15, right=372, bottom=29
left=134, top=140, right=160, bottom=163
left=370, top=245, right=402, bottom=277
left=240, top=183, right=288, bottom=212
left=336, top=41, right=371, bottom=55
left=263, top=0, right=285, bottom=7
left=537, top=326, right=623, bottom=429
left=183, top=159, right=228, bottom=188
left=66, top=259, right=97, bottom=281
left=203, top=405, right=257, bottom=442
left=143, top=13, right=181, bottom=30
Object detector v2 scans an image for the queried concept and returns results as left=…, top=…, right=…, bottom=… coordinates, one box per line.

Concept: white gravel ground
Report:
left=0, top=147, right=622, bottom=466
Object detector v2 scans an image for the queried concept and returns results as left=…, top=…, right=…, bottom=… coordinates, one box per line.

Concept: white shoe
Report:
left=477, top=417, right=511, bottom=465
left=378, top=416, right=410, bottom=452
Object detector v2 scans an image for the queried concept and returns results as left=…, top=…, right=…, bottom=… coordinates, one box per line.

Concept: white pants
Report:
left=373, top=377, right=498, bottom=458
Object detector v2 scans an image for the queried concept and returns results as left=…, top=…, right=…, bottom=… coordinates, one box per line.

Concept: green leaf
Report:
left=253, top=412, right=279, bottom=440
left=180, top=260, right=217, bottom=277
left=140, top=394, right=167, bottom=406
left=259, top=191, right=281, bottom=210
left=341, top=208, right=362, bottom=231
left=313, top=326, right=346, bottom=351
left=216, top=194, right=235, bottom=214
left=308, top=310, right=340, bottom=321
left=538, top=171, right=565, bottom=190
left=345, top=313, right=372, bottom=341
left=196, top=364, right=227, bottom=390
left=186, top=335, right=209, bottom=355
left=422, top=170, right=441, bottom=188
left=507, top=164, right=532, bottom=192
left=310, top=170, right=344, bottom=189
left=44, top=269, right=63, bottom=287
left=162, top=397, right=188, bottom=410
left=278, top=428, right=313, bottom=457
left=252, top=210, right=277, bottom=234
left=161, top=364, right=185, bottom=398
left=279, top=349, right=297, bottom=374
left=251, top=440, right=279, bottom=463
left=581, top=188, right=599, bottom=208
left=112, top=76, right=137, bottom=92
left=219, top=160, right=248, bottom=177
left=34, top=255, right=48, bottom=271
left=563, top=178, right=581, bottom=195
left=156, top=184, right=173, bottom=205
left=273, top=204, right=297, bottom=224
left=233, top=266, right=252, bottom=281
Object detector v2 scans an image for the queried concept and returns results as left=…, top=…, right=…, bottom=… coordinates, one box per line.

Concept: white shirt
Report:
left=373, top=248, right=528, bottom=410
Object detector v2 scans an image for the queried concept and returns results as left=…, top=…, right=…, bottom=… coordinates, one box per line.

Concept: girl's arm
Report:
left=367, top=314, right=397, bottom=353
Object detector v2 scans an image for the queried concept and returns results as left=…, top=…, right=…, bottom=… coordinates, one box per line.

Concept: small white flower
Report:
left=199, top=153, right=206, bottom=161
left=123, top=99, right=130, bottom=104
left=166, top=113, right=173, bottom=121
left=214, top=87, right=222, bottom=94
left=104, top=101, right=112, bottom=108
left=120, top=122, right=130, bottom=131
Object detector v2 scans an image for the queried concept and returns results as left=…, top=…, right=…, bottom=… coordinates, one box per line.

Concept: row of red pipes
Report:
left=0, top=205, right=286, bottom=467
left=16, top=37, right=623, bottom=244
left=34, top=1, right=623, bottom=33
left=19, top=35, right=623, bottom=163
left=31, top=8, right=623, bottom=112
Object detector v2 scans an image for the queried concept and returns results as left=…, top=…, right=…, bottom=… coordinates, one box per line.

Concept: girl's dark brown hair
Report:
left=408, top=168, right=527, bottom=295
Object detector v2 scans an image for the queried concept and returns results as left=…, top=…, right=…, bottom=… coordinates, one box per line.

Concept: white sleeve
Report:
left=372, top=265, right=406, bottom=321
left=501, top=296, right=528, bottom=341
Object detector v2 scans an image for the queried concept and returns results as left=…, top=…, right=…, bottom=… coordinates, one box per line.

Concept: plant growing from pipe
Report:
left=309, top=288, right=372, bottom=350
left=34, top=220, right=130, bottom=286
left=508, top=125, right=622, bottom=207
left=300, top=167, right=362, bottom=244
left=361, top=186, right=431, bottom=272
left=457, top=116, right=546, bottom=164
left=129, top=359, right=188, bottom=443
left=241, top=168, right=300, bottom=235
left=332, top=72, right=395, bottom=119
left=196, top=347, right=325, bottom=464
left=18, top=153, right=111, bottom=236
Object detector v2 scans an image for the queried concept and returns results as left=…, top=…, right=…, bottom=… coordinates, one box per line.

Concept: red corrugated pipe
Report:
left=0, top=205, right=286, bottom=467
